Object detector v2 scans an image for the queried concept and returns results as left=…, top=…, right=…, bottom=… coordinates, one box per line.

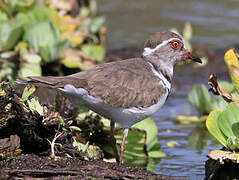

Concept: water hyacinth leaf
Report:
left=49, top=40, right=69, bottom=61
left=224, top=49, right=239, bottom=92
left=226, top=137, right=239, bottom=151
left=232, top=122, right=239, bottom=138
left=133, top=117, right=160, bottom=151
left=0, top=21, right=23, bottom=50
left=220, top=81, right=235, bottom=93
left=18, top=54, right=42, bottom=79
left=21, top=8, right=60, bottom=29
left=0, top=10, right=8, bottom=21
left=25, top=21, right=59, bottom=52
left=26, top=21, right=68, bottom=62
left=188, top=84, right=211, bottom=115
left=90, top=16, right=105, bottom=33
left=208, top=96, right=228, bottom=112
left=102, top=118, right=165, bottom=162
left=81, top=44, right=105, bottom=62
left=21, top=85, right=36, bottom=101
left=218, top=102, right=239, bottom=139
left=206, top=109, right=227, bottom=148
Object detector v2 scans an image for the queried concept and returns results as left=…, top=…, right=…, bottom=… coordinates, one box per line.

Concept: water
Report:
left=98, top=0, right=239, bottom=50
left=97, top=1, right=237, bottom=178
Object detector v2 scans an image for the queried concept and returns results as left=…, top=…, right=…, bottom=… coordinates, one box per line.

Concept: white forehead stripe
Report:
left=142, top=37, right=184, bottom=57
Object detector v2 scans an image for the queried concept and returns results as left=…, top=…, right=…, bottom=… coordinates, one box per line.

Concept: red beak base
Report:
left=184, top=51, right=202, bottom=63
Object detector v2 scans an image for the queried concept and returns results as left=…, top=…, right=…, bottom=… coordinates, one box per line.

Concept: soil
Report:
left=0, top=154, right=180, bottom=180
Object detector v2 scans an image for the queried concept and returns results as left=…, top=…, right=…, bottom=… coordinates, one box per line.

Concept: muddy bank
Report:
left=0, top=154, right=180, bottom=180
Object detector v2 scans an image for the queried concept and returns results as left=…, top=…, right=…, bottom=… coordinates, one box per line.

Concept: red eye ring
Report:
left=169, top=40, right=181, bottom=50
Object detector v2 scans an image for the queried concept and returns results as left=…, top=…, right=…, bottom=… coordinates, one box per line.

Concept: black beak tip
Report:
left=194, top=57, right=202, bottom=64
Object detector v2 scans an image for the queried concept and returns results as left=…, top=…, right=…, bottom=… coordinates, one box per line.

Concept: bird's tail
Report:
left=15, top=76, right=64, bottom=88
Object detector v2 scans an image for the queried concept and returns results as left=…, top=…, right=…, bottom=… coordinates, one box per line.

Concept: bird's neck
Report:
left=143, top=55, right=174, bottom=84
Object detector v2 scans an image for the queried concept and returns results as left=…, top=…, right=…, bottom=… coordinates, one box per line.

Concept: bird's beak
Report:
left=184, top=51, right=202, bottom=63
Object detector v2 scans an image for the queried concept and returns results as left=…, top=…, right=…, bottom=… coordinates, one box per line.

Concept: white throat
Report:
left=147, top=62, right=171, bottom=90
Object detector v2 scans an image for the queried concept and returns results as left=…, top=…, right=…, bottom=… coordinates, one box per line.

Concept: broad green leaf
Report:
left=25, top=21, right=68, bottom=62
left=188, top=84, right=211, bottom=115
left=90, top=16, right=105, bottom=33
left=16, top=8, right=60, bottom=30
left=0, top=21, right=23, bottom=50
left=81, top=44, right=105, bottom=62
left=25, top=21, right=59, bottom=52
left=206, top=109, right=227, bottom=148
left=18, top=54, right=42, bottom=79
left=218, top=102, right=239, bottom=139
left=208, top=96, right=228, bottom=112
left=21, top=85, right=36, bottom=101
left=220, top=81, right=235, bottom=93
left=232, top=122, right=239, bottom=138
left=0, top=10, right=8, bottom=21
left=102, top=118, right=165, bottom=162
left=133, top=118, right=159, bottom=151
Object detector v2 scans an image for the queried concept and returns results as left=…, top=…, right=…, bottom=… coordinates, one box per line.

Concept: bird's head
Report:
left=142, top=31, right=202, bottom=65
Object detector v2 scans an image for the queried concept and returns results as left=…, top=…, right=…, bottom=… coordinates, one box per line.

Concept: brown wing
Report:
left=23, top=58, right=166, bottom=108
left=84, top=59, right=166, bottom=108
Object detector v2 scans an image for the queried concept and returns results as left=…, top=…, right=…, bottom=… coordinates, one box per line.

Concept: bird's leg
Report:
left=119, top=128, right=129, bottom=165
left=110, top=121, right=120, bottom=163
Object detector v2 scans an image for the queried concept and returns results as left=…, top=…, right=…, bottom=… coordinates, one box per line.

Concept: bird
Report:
left=16, top=31, right=202, bottom=164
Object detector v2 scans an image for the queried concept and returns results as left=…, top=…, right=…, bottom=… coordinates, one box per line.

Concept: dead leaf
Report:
left=208, top=74, right=239, bottom=104
left=0, top=135, right=21, bottom=158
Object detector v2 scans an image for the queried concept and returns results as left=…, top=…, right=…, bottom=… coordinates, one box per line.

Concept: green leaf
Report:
left=90, top=16, right=105, bottom=33
left=16, top=8, right=60, bottom=30
left=27, top=97, right=43, bottom=116
left=133, top=118, right=159, bottom=151
left=208, top=96, right=228, bottom=112
left=25, top=21, right=68, bottom=62
left=18, top=54, right=42, bottom=79
left=206, top=109, right=227, bottom=148
left=218, top=102, right=239, bottom=139
left=188, top=84, right=211, bottom=115
left=102, top=118, right=165, bottom=162
left=220, top=81, right=235, bottom=93
left=81, top=44, right=105, bottom=62
left=69, top=126, right=82, bottom=132
left=0, top=10, right=8, bottom=21
left=21, top=85, right=36, bottom=101
left=232, top=122, right=239, bottom=138
left=0, top=21, right=23, bottom=50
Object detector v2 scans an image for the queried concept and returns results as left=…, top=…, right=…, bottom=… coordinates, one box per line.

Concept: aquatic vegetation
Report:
left=188, top=82, right=234, bottom=116
left=205, top=49, right=239, bottom=151
left=0, top=0, right=105, bottom=82
left=76, top=111, right=165, bottom=169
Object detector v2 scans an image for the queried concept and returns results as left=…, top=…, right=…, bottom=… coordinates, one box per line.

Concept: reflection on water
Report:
left=98, top=0, right=239, bottom=50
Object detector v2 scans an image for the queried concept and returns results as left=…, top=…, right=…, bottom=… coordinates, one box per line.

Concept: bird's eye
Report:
left=169, top=40, right=181, bottom=50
